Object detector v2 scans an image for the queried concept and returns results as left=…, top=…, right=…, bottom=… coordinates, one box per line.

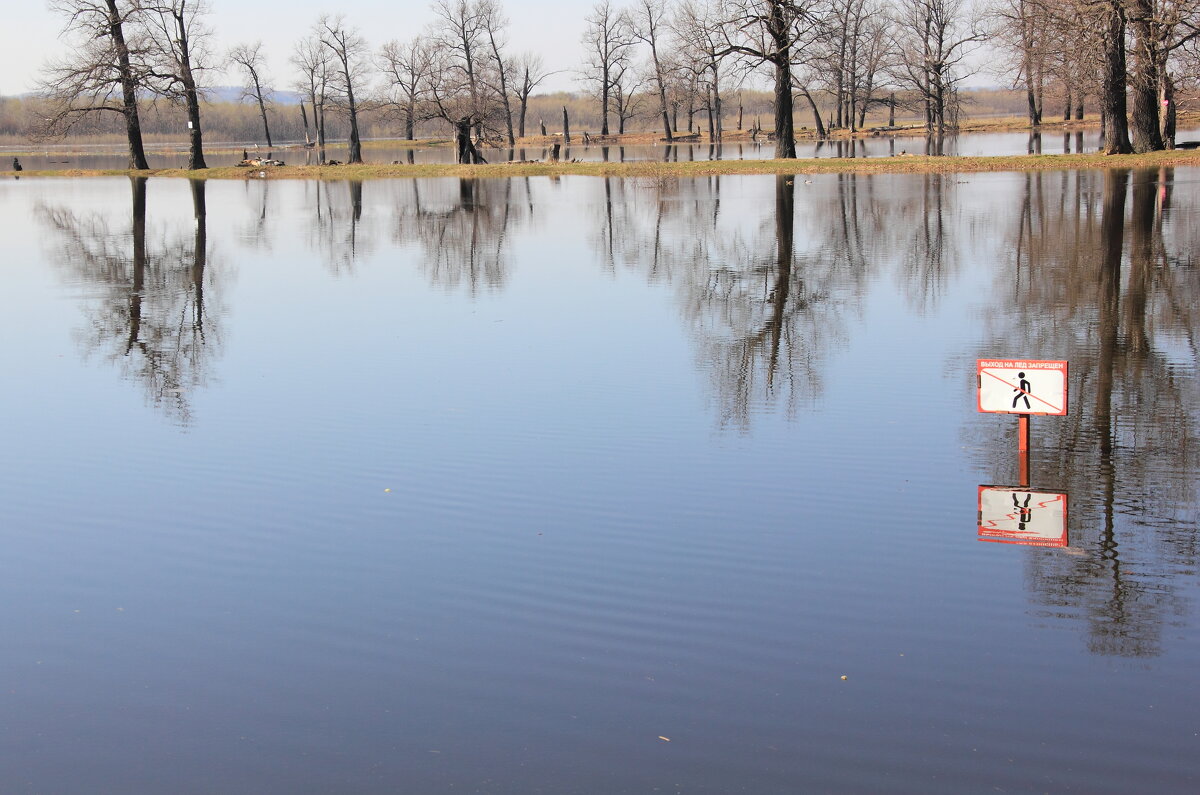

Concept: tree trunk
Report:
left=712, top=69, right=723, bottom=142
left=455, top=118, right=470, bottom=163
left=1160, top=72, right=1176, bottom=148
left=487, top=31, right=516, bottom=146
left=772, top=64, right=795, bottom=158
left=316, top=98, right=327, bottom=162
left=169, top=6, right=206, bottom=170
left=317, top=102, right=327, bottom=149
left=799, top=86, right=826, bottom=138
left=1128, top=0, right=1163, bottom=153
left=600, top=64, right=610, bottom=136
left=255, top=83, right=272, bottom=147
left=106, top=0, right=149, bottom=169
left=1099, top=1, right=1132, bottom=154
left=835, top=32, right=846, bottom=128
left=562, top=106, right=571, bottom=144
left=347, top=101, right=362, bottom=163
left=706, top=86, right=715, bottom=140
left=933, top=68, right=947, bottom=138
left=647, top=38, right=672, bottom=142
left=1026, top=86, right=1041, bottom=127
left=454, top=117, right=486, bottom=163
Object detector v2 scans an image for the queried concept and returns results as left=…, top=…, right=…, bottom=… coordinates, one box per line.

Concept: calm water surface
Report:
left=1, top=168, right=1198, bottom=793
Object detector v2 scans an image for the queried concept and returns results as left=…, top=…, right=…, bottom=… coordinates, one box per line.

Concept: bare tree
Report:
left=479, top=0, right=516, bottom=146
left=379, top=37, right=434, bottom=140
left=821, top=0, right=894, bottom=131
left=421, top=0, right=519, bottom=160
left=142, top=0, right=212, bottom=169
left=991, top=0, right=1052, bottom=127
left=512, top=52, right=552, bottom=138
left=292, top=35, right=331, bottom=153
left=230, top=41, right=274, bottom=147
left=424, top=0, right=491, bottom=161
left=852, top=6, right=895, bottom=128
left=40, top=0, right=152, bottom=169
left=676, top=0, right=738, bottom=141
left=891, top=0, right=985, bottom=137
left=632, top=0, right=676, bottom=141
left=581, top=0, right=636, bottom=136
left=716, top=0, right=826, bottom=158
left=317, top=14, right=368, bottom=163
left=611, top=49, right=647, bottom=133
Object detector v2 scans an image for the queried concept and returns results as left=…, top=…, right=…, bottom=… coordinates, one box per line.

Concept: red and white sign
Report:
left=977, top=359, right=1068, bottom=415
left=977, top=486, right=1069, bottom=547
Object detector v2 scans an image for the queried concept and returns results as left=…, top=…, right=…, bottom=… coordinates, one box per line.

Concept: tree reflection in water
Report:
left=36, top=178, right=223, bottom=424
left=978, top=167, right=1200, bottom=657
left=309, top=179, right=375, bottom=274
left=389, top=177, right=525, bottom=294
left=594, top=173, right=904, bottom=428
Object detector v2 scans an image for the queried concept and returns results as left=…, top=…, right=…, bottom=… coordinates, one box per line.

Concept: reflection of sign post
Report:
left=978, top=486, right=1069, bottom=547
left=977, top=360, right=1068, bottom=416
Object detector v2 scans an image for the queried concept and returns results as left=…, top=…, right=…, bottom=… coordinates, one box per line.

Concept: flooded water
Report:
left=10, top=126, right=1200, bottom=171
left=1, top=168, right=1198, bottom=792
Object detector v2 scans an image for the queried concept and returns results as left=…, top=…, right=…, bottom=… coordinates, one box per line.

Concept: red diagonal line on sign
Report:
left=982, top=369, right=1062, bottom=413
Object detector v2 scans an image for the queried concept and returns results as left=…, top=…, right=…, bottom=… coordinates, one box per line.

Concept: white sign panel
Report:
left=978, top=359, right=1068, bottom=415
left=977, top=486, right=1069, bottom=547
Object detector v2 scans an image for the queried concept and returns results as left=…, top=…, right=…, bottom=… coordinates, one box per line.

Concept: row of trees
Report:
left=992, top=0, right=1200, bottom=153
left=37, top=0, right=1200, bottom=166
left=38, top=0, right=368, bottom=168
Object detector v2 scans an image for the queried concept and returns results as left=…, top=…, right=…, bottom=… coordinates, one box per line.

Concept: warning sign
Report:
left=977, top=359, right=1068, bottom=415
left=977, top=486, right=1069, bottom=547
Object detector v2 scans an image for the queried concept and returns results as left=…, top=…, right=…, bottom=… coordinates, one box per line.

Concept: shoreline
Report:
left=7, top=148, right=1200, bottom=181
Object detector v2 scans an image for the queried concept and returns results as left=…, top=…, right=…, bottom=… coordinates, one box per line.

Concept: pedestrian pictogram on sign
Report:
left=978, top=486, right=1069, bottom=547
left=977, top=359, right=1068, bottom=416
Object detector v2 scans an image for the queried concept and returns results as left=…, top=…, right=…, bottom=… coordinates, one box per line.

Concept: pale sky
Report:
left=4, top=0, right=600, bottom=98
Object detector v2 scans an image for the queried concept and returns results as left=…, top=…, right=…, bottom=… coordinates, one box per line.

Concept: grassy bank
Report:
left=8, top=147, right=1200, bottom=181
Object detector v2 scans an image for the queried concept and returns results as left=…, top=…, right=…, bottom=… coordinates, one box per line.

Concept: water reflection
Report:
left=595, top=173, right=891, bottom=427
left=391, top=178, right=528, bottom=293
left=308, top=180, right=372, bottom=274
left=13, top=168, right=1200, bottom=789
left=977, top=166, right=1199, bottom=657
left=36, top=178, right=222, bottom=424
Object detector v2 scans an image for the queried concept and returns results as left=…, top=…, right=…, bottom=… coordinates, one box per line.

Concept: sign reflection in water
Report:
left=978, top=486, right=1069, bottom=547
